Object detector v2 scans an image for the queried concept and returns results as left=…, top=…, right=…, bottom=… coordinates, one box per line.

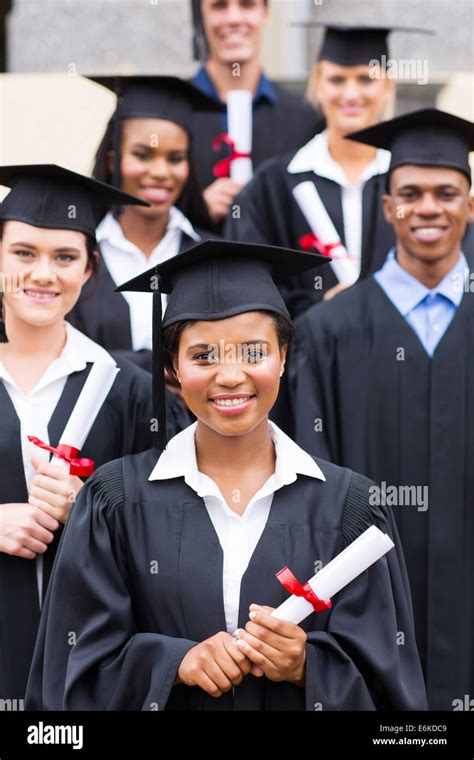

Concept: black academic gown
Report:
left=26, top=449, right=426, bottom=711
left=191, top=84, right=323, bottom=193
left=225, top=153, right=395, bottom=319
left=67, top=227, right=213, bottom=373
left=0, top=356, right=189, bottom=701
left=287, top=275, right=474, bottom=709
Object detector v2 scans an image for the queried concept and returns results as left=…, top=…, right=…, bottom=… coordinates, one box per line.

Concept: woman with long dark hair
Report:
left=69, top=76, right=220, bottom=375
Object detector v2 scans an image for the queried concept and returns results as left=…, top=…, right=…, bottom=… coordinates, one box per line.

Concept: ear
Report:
left=382, top=192, right=396, bottom=225
left=467, top=193, right=474, bottom=224
left=279, top=344, right=288, bottom=375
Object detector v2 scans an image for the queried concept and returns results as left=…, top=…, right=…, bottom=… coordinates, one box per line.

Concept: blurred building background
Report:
left=0, top=0, right=473, bottom=175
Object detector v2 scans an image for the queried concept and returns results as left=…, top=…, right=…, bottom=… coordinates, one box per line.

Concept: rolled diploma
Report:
left=292, top=181, right=359, bottom=285
left=51, top=360, right=120, bottom=469
left=227, top=89, right=253, bottom=183
left=272, top=525, right=394, bottom=624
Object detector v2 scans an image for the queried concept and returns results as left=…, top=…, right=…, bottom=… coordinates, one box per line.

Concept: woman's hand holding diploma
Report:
left=29, top=456, right=84, bottom=525
left=234, top=604, right=307, bottom=687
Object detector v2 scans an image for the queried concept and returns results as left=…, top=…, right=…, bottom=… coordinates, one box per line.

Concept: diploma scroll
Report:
left=292, top=181, right=359, bottom=285
left=227, top=89, right=253, bottom=183
left=272, top=525, right=394, bottom=624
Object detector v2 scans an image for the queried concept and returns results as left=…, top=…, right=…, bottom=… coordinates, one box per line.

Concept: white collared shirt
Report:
left=0, top=323, right=115, bottom=604
left=287, top=130, right=391, bottom=269
left=149, top=420, right=325, bottom=634
left=96, top=207, right=201, bottom=351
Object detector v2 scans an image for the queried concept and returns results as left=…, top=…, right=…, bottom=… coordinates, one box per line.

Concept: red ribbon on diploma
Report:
left=212, top=133, right=251, bottom=178
left=27, top=436, right=95, bottom=477
left=299, top=232, right=342, bottom=259
left=276, top=566, right=332, bottom=613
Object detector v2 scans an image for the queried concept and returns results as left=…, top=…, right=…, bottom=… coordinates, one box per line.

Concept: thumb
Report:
left=31, top=455, right=43, bottom=472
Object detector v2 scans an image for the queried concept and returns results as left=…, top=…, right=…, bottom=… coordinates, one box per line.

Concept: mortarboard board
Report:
left=0, top=163, right=148, bottom=237
left=292, top=22, right=433, bottom=66
left=88, top=75, right=223, bottom=187
left=0, top=163, right=148, bottom=343
left=117, top=239, right=328, bottom=450
left=345, top=108, right=474, bottom=185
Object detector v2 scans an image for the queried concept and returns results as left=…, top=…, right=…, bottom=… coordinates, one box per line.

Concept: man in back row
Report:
left=288, top=109, right=474, bottom=710
left=190, top=0, right=321, bottom=224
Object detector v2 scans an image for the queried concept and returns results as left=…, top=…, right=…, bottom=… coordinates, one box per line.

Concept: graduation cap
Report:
left=89, top=75, right=223, bottom=187
left=117, top=239, right=328, bottom=451
left=0, top=163, right=148, bottom=236
left=293, top=22, right=433, bottom=66
left=345, top=109, right=474, bottom=186
left=0, top=163, right=148, bottom=343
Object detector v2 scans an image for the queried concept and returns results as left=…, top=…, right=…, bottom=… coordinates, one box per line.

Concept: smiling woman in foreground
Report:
left=26, top=240, right=427, bottom=711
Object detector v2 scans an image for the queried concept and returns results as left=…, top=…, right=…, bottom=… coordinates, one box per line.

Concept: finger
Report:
left=21, top=535, right=49, bottom=555
left=247, top=608, right=303, bottom=640
left=202, top=660, right=234, bottom=694
left=249, top=604, right=275, bottom=615
left=29, top=485, right=65, bottom=509
left=235, top=630, right=281, bottom=668
left=26, top=522, right=55, bottom=545
left=11, top=545, right=37, bottom=560
left=29, top=495, right=63, bottom=522
left=221, top=638, right=251, bottom=678
left=244, top=620, right=291, bottom=653
left=32, top=508, right=60, bottom=532
left=250, top=664, right=265, bottom=677
left=31, top=474, right=70, bottom=495
left=198, top=672, right=223, bottom=699
left=234, top=637, right=274, bottom=671
left=33, top=460, right=70, bottom=481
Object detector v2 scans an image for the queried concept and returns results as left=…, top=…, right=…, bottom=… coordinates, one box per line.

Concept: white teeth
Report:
left=24, top=290, right=57, bottom=299
left=415, top=228, right=444, bottom=236
left=212, top=397, right=251, bottom=407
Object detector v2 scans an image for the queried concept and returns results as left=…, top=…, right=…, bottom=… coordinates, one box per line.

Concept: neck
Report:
left=327, top=128, right=377, bottom=182
left=396, top=244, right=462, bottom=289
left=117, top=208, right=171, bottom=257
left=1, top=313, right=67, bottom=358
left=195, top=417, right=275, bottom=475
left=205, top=59, right=262, bottom=101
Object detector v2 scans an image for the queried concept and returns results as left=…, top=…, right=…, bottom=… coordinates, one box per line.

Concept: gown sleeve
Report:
left=25, top=459, right=198, bottom=711
left=287, top=308, right=341, bottom=461
left=301, top=471, right=427, bottom=711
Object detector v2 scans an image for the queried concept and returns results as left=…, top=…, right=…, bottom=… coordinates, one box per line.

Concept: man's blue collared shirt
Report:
left=373, top=249, right=467, bottom=357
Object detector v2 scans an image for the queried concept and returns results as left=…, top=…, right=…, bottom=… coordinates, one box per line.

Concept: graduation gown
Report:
left=287, top=276, right=474, bottom=709
left=225, top=153, right=395, bottom=319
left=0, top=356, right=189, bottom=701
left=26, top=450, right=426, bottom=711
left=67, top=227, right=213, bottom=373
left=191, top=84, right=323, bottom=193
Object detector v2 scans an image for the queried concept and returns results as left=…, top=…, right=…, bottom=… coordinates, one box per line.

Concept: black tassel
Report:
left=0, top=291, right=8, bottom=343
left=152, top=284, right=167, bottom=451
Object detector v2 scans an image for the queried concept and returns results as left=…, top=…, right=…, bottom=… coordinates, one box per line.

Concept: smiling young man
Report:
left=287, top=109, right=474, bottom=710
left=189, top=0, right=321, bottom=223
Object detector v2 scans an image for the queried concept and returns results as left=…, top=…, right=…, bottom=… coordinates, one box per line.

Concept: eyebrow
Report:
left=9, top=242, right=82, bottom=253
left=397, top=184, right=460, bottom=191
left=187, top=340, right=271, bottom=350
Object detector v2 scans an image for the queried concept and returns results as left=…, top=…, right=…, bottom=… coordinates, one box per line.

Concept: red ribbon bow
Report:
left=27, top=436, right=95, bottom=477
left=299, top=232, right=342, bottom=259
left=276, top=566, right=332, bottom=613
left=212, top=133, right=251, bottom=178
